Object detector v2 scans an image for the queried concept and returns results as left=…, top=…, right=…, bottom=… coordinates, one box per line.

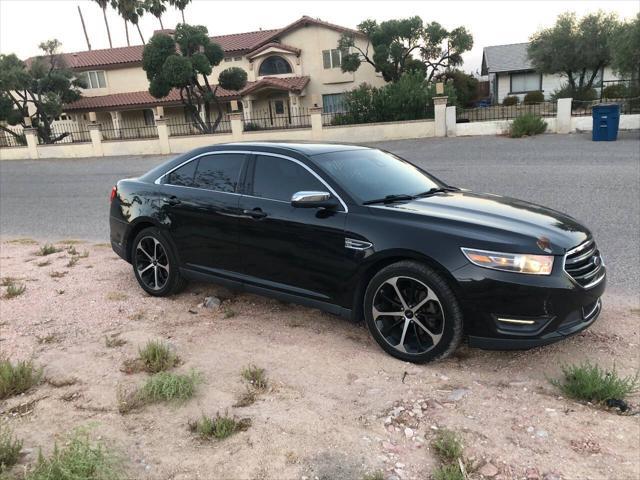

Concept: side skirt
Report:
left=179, top=267, right=352, bottom=320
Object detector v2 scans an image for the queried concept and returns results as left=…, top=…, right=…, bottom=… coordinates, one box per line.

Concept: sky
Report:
left=0, top=0, right=638, bottom=73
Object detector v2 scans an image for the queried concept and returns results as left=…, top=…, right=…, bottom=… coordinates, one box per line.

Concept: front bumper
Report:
left=454, top=261, right=606, bottom=351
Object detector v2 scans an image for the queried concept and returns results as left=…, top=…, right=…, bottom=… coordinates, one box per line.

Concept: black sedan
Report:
left=109, top=142, right=606, bottom=363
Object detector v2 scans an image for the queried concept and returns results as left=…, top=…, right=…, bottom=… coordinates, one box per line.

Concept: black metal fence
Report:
left=102, top=117, right=158, bottom=140
left=322, top=105, right=435, bottom=127
left=243, top=107, right=311, bottom=131
left=167, top=118, right=232, bottom=137
left=0, top=129, right=26, bottom=148
left=44, top=123, right=91, bottom=144
left=572, top=97, right=640, bottom=117
left=456, top=101, right=557, bottom=123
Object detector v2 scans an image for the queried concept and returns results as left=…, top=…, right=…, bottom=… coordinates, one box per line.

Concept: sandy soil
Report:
left=0, top=238, right=639, bottom=480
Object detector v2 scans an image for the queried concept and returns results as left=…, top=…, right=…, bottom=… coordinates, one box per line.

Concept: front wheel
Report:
left=131, top=227, right=186, bottom=297
left=363, top=261, right=463, bottom=363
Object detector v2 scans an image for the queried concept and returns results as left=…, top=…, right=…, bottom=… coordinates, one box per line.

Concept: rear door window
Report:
left=192, top=153, right=246, bottom=193
left=166, top=160, right=197, bottom=187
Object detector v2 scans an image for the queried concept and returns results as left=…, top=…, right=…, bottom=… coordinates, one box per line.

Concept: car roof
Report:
left=217, top=142, right=372, bottom=156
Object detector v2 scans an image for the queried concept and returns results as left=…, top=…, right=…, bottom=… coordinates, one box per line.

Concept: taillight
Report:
left=110, top=185, right=117, bottom=203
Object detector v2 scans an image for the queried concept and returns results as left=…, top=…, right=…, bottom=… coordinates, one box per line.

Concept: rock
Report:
left=478, top=462, right=499, bottom=477
left=448, top=388, right=470, bottom=401
left=536, top=429, right=548, bottom=438
left=542, top=473, right=562, bottom=480
left=526, top=467, right=541, bottom=479
left=404, top=427, right=413, bottom=438
left=395, top=462, right=405, bottom=468
left=202, top=296, right=221, bottom=309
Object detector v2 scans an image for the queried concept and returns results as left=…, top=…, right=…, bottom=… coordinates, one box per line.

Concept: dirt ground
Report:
left=0, top=238, right=639, bottom=480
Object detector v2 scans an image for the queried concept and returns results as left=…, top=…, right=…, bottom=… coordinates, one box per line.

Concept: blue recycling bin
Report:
left=592, top=103, right=620, bottom=141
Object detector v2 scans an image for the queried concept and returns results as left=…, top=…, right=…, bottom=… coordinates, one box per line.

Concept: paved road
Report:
left=1, top=132, right=638, bottom=295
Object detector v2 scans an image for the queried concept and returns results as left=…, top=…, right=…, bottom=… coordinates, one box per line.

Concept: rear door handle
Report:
left=163, top=195, right=181, bottom=206
left=243, top=208, right=267, bottom=219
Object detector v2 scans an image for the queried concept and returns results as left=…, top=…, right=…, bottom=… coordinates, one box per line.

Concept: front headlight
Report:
left=461, top=247, right=554, bottom=275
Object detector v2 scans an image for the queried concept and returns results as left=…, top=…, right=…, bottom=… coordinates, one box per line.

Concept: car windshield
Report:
left=312, top=149, right=442, bottom=203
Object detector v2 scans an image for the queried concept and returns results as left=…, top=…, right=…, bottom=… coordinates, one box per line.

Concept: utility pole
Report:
left=78, top=5, right=91, bottom=50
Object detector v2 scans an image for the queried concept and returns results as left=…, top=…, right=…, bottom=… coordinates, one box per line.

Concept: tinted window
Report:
left=313, top=149, right=441, bottom=203
left=252, top=155, right=324, bottom=202
left=166, top=160, right=197, bottom=187
left=193, top=154, right=245, bottom=192
left=258, top=56, right=292, bottom=75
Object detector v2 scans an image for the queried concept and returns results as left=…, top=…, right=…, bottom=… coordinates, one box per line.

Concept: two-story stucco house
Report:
left=481, top=42, right=621, bottom=104
left=56, top=16, right=385, bottom=133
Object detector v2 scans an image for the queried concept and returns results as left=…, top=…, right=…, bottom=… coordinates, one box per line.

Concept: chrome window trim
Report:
left=155, top=150, right=348, bottom=212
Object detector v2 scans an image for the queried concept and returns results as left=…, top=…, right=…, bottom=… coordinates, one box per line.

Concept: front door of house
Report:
left=268, top=98, right=290, bottom=128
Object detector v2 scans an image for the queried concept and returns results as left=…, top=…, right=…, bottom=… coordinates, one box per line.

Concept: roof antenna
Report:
left=78, top=5, right=92, bottom=50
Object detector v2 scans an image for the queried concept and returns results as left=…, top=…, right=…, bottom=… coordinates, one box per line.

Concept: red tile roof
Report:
left=64, top=76, right=310, bottom=111
left=28, top=16, right=363, bottom=70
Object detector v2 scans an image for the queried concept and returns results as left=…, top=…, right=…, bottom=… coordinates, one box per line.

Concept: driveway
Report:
left=1, top=131, right=638, bottom=295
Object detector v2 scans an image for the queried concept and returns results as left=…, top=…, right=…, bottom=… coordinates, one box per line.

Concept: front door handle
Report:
left=163, top=195, right=181, bottom=206
left=243, top=208, right=267, bottom=219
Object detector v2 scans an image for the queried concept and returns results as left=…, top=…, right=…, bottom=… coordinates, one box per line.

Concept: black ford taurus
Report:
left=110, top=142, right=606, bottom=363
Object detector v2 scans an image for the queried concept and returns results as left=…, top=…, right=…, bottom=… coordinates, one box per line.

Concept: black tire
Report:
left=363, top=260, right=463, bottom=363
left=131, top=227, right=187, bottom=297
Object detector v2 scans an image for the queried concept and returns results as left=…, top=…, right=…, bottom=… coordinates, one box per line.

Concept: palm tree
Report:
left=169, top=0, right=191, bottom=24
left=92, top=0, right=113, bottom=47
left=145, top=0, right=167, bottom=29
left=111, top=0, right=146, bottom=45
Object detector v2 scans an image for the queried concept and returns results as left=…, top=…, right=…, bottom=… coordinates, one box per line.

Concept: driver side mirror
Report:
left=291, top=191, right=339, bottom=209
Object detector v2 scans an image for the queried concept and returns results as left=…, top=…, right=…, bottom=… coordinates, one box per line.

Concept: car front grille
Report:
left=564, top=238, right=605, bottom=288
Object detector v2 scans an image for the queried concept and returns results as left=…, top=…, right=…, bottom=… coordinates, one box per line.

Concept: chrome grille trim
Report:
left=563, top=238, right=605, bottom=289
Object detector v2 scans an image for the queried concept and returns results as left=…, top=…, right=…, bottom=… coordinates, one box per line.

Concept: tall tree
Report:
left=338, top=16, right=473, bottom=83
left=143, top=24, right=247, bottom=133
left=0, top=40, right=85, bottom=144
left=528, top=12, right=620, bottom=94
left=111, top=0, right=146, bottom=45
left=610, top=13, right=640, bottom=79
left=145, top=0, right=167, bottom=29
left=169, top=0, right=191, bottom=24
left=91, top=0, right=113, bottom=48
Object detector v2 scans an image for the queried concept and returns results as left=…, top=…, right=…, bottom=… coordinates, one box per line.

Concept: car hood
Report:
left=370, top=191, right=589, bottom=254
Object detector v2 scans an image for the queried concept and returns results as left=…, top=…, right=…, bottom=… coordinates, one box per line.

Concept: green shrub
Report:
left=36, top=244, right=62, bottom=256
left=4, top=281, right=26, bottom=299
left=243, top=122, right=262, bottom=131
left=139, top=371, right=200, bottom=403
left=241, top=365, right=268, bottom=391
left=25, top=432, right=124, bottom=480
left=0, top=359, right=42, bottom=399
left=138, top=340, right=179, bottom=373
left=188, top=413, right=251, bottom=440
left=432, top=429, right=463, bottom=463
left=509, top=114, right=547, bottom=138
left=552, top=84, right=598, bottom=103
left=502, top=95, right=518, bottom=106
left=523, top=91, right=545, bottom=104
left=433, top=463, right=464, bottom=480
left=0, top=424, right=23, bottom=473
left=551, top=362, right=639, bottom=403
left=602, top=83, right=628, bottom=99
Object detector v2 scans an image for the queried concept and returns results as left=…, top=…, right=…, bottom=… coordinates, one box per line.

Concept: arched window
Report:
left=258, top=56, right=292, bottom=76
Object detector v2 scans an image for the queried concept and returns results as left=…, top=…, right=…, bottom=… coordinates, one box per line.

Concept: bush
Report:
left=188, top=413, right=251, bottom=440
left=0, top=359, right=42, bottom=399
left=139, top=371, right=200, bottom=403
left=502, top=95, right=518, bottom=106
left=241, top=365, right=268, bottom=391
left=433, top=464, right=465, bottom=480
left=432, top=429, right=463, bottom=462
left=551, top=362, right=639, bottom=403
left=552, top=84, right=598, bottom=103
left=243, top=122, right=262, bottom=131
left=138, top=340, right=179, bottom=373
left=523, top=91, right=545, bottom=104
left=334, top=72, right=457, bottom=125
left=0, top=425, right=23, bottom=473
left=25, top=432, right=124, bottom=480
left=509, top=114, right=547, bottom=138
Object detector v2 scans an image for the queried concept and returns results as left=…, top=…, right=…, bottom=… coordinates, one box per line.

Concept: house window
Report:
left=323, top=49, right=346, bottom=69
left=143, top=109, right=155, bottom=126
left=273, top=100, right=285, bottom=115
left=224, top=57, right=232, bottom=62
left=258, top=56, right=292, bottom=76
left=233, top=56, right=242, bottom=61
left=78, top=70, right=107, bottom=89
left=510, top=72, right=541, bottom=93
left=322, top=93, right=346, bottom=113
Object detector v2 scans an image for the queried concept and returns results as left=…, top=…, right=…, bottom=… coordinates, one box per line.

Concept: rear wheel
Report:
left=132, top=227, right=186, bottom=296
left=364, top=261, right=463, bottom=363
